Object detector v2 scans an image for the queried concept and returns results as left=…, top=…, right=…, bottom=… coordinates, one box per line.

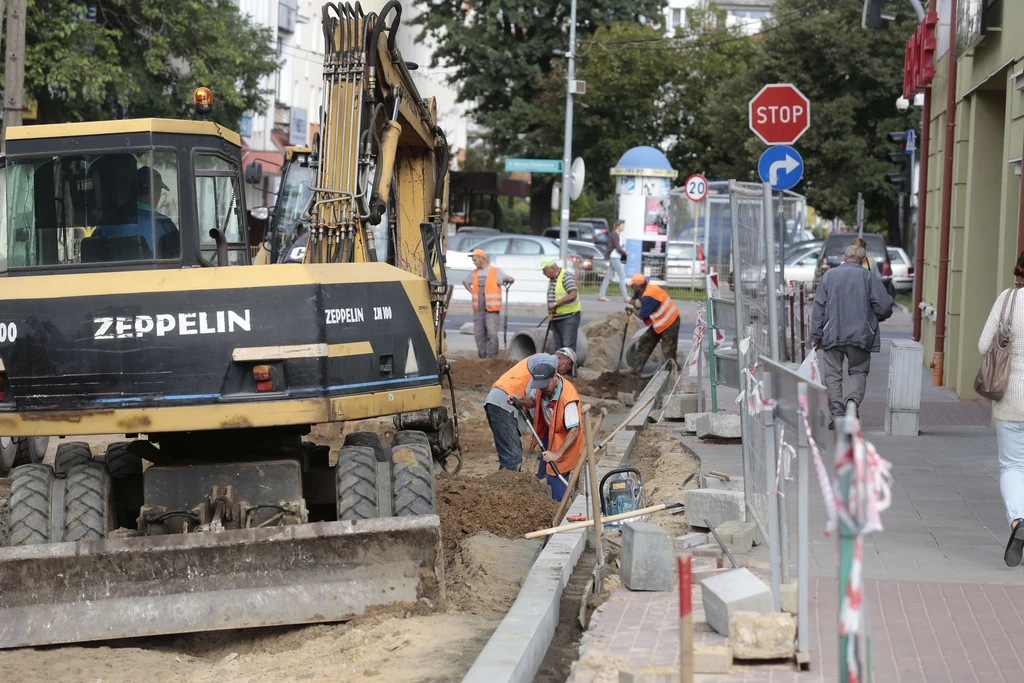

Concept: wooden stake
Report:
left=524, top=501, right=682, bottom=539
left=584, top=410, right=604, bottom=582
left=679, top=556, right=694, bottom=683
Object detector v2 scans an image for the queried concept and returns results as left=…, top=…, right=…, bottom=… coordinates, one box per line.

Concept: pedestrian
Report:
left=626, top=274, right=681, bottom=374
left=809, top=244, right=893, bottom=427
left=484, top=349, right=577, bottom=471
left=598, top=219, right=629, bottom=302
left=978, top=252, right=1024, bottom=566
left=541, top=258, right=582, bottom=352
left=522, top=354, right=582, bottom=502
left=463, top=248, right=514, bottom=359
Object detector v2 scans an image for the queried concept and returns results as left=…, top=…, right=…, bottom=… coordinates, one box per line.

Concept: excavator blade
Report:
left=0, top=515, right=443, bottom=649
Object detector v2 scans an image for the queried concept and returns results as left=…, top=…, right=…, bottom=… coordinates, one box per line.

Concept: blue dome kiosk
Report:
left=610, top=146, right=678, bottom=281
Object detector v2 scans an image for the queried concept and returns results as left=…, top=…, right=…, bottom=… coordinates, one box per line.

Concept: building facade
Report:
left=663, top=0, right=774, bottom=36
left=918, top=0, right=1016, bottom=398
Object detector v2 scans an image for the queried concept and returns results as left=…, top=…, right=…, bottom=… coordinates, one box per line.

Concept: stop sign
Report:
left=748, top=84, right=811, bottom=145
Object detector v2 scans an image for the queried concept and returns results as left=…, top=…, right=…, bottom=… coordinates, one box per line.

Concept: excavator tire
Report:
left=103, top=442, right=143, bottom=477
left=335, top=445, right=379, bottom=521
left=63, top=461, right=114, bottom=542
left=54, top=442, right=94, bottom=476
left=9, top=464, right=54, bottom=546
left=392, top=430, right=430, bottom=448
left=13, top=436, right=49, bottom=466
left=343, top=432, right=388, bottom=463
left=391, top=436, right=435, bottom=517
left=0, top=437, right=16, bottom=476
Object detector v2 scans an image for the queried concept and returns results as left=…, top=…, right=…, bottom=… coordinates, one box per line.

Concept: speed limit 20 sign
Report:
left=684, top=174, right=708, bottom=202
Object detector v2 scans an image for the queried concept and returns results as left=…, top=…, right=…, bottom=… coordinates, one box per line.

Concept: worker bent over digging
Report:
left=626, top=274, right=680, bottom=374
left=463, top=248, right=514, bottom=358
left=486, top=349, right=576, bottom=471
left=525, top=354, right=583, bottom=502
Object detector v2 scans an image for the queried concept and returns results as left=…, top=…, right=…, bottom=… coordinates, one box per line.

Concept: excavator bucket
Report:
left=0, top=515, right=443, bottom=649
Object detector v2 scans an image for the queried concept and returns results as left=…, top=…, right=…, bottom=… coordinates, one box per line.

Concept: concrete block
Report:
left=728, top=611, right=796, bottom=660
left=780, top=582, right=798, bottom=614
left=885, top=408, right=920, bottom=437
left=694, top=646, right=733, bottom=674
left=684, top=489, right=746, bottom=528
left=700, top=474, right=743, bottom=492
left=673, top=531, right=708, bottom=550
left=620, top=522, right=673, bottom=591
left=696, top=412, right=741, bottom=440
left=692, top=543, right=725, bottom=567
left=661, top=393, right=705, bottom=420
left=459, top=322, right=474, bottom=335
left=683, top=412, right=705, bottom=433
left=688, top=556, right=718, bottom=572
left=618, top=391, right=637, bottom=406
left=619, top=667, right=676, bottom=683
left=715, top=520, right=761, bottom=551
left=700, top=568, right=774, bottom=636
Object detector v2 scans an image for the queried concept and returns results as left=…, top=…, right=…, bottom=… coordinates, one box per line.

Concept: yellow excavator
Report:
left=0, top=1, right=459, bottom=648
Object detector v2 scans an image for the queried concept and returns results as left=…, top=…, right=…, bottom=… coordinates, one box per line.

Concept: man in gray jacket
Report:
left=809, top=244, right=894, bottom=424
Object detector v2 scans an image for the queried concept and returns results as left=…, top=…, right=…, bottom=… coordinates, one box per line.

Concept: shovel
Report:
left=616, top=308, right=632, bottom=370
left=510, top=397, right=568, bottom=486
left=503, top=282, right=511, bottom=348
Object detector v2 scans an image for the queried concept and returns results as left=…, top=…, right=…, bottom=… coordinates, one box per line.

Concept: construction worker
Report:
left=541, top=258, right=582, bottom=352
left=626, top=274, right=681, bottom=374
left=525, top=354, right=582, bottom=502
left=463, top=249, right=514, bottom=358
left=485, top=348, right=577, bottom=471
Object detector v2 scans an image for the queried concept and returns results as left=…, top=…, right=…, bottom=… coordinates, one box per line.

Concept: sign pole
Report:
left=557, top=0, right=578, bottom=264
left=691, top=200, right=700, bottom=292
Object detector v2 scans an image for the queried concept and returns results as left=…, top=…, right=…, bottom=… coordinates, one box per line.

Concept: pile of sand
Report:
left=446, top=531, right=541, bottom=615
left=580, top=312, right=641, bottom=372
left=626, top=431, right=701, bottom=536
left=436, top=470, right=556, bottom=567
left=573, top=372, right=648, bottom=399
left=448, top=357, right=515, bottom=390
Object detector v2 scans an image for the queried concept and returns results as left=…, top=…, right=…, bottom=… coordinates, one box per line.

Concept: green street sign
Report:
left=504, top=158, right=563, bottom=174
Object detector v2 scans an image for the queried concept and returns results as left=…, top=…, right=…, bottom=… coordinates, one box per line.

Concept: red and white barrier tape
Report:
left=735, top=362, right=763, bottom=416
left=771, top=424, right=796, bottom=497
left=683, top=303, right=707, bottom=378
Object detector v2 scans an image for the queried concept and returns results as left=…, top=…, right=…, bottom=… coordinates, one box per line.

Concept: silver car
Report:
left=665, top=241, right=706, bottom=289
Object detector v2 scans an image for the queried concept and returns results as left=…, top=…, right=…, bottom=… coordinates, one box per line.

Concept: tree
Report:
left=700, top=0, right=919, bottom=241
left=416, top=0, right=665, bottom=230
left=16, top=0, right=278, bottom=128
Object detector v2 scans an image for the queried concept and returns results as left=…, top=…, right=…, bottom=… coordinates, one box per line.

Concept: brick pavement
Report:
left=570, top=578, right=1024, bottom=683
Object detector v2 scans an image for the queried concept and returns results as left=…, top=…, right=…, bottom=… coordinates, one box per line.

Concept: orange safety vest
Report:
left=471, top=266, right=502, bottom=312
left=640, top=283, right=680, bottom=334
left=492, top=358, right=532, bottom=397
left=532, top=375, right=584, bottom=478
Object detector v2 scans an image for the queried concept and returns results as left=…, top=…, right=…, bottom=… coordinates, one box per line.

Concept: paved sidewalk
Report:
left=569, top=333, right=1024, bottom=681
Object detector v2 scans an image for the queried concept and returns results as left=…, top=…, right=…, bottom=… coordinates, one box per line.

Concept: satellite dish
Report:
left=569, top=157, right=585, bottom=201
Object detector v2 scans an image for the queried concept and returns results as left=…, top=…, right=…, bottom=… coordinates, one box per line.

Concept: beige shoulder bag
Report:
left=975, top=287, right=1019, bottom=401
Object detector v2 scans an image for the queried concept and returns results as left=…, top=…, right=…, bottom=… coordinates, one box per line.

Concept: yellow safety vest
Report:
left=554, top=269, right=582, bottom=316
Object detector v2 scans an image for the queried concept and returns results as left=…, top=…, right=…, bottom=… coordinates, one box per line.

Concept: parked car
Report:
left=542, top=221, right=597, bottom=244
left=576, top=217, right=609, bottom=245
left=446, top=227, right=501, bottom=255
left=887, top=247, right=914, bottom=293
left=563, top=239, right=608, bottom=284
left=665, top=241, right=706, bottom=289
left=754, top=243, right=823, bottom=288
left=815, top=233, right=895, bottom=296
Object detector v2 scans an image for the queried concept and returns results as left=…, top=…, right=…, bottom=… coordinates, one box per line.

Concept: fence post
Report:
left=838, top=400, right=869, bottom=681
left=762, top=182, right=780, bottom=362
left=762, top=399, right=782, bottom=612
left=727, top=185, right=751, bottom=521
left=707, top=298, right=718, bottom=413
left=796, top=382, right=811, bottom=664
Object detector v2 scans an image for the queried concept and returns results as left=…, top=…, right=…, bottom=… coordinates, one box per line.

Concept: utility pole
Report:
left=856, top=193, right=864, bottom=236
left=2, top=0, right=26, bottom=152
left=557, top=0, right=578, bottom=264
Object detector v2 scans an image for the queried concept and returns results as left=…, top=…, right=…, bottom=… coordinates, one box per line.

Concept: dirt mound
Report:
left=437, top=470, right=556, bottom=567
left=627, top=431, right=701, bottom=536
left=580, top=312, right=642, bottom=372
left=573, top=371, right=647, bottom=399
left=446, top=531, right=541, bottom=615
left=449, top=357, right=515, bottom=390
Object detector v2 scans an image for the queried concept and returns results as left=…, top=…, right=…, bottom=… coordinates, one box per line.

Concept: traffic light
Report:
left=864, top=0, right=897, bottom=29
left=885, top=130, right=913, bottom=193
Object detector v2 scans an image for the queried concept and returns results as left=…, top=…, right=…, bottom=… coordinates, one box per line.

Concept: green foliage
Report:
left=20, top=0, right=278, bottom=127
left=415, top=0, right=665, bottom=160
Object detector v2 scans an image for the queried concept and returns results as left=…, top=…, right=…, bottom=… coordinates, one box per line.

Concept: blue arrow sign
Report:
left=758, top=146, right=804, bottom=191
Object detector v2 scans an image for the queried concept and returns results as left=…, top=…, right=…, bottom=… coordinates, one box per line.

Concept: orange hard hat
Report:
left=628, top=274, right=647, bottom=286
left=470, top=249, right=487, bottom=259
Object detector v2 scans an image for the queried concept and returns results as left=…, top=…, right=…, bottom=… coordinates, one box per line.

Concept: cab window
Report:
left=7, top=150, right=181, bottom=267
left=195, top=154, right=246, bottom=265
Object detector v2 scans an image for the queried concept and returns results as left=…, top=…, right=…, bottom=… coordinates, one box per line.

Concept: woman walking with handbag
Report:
left=978, top=252, right=1024, bottom=566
